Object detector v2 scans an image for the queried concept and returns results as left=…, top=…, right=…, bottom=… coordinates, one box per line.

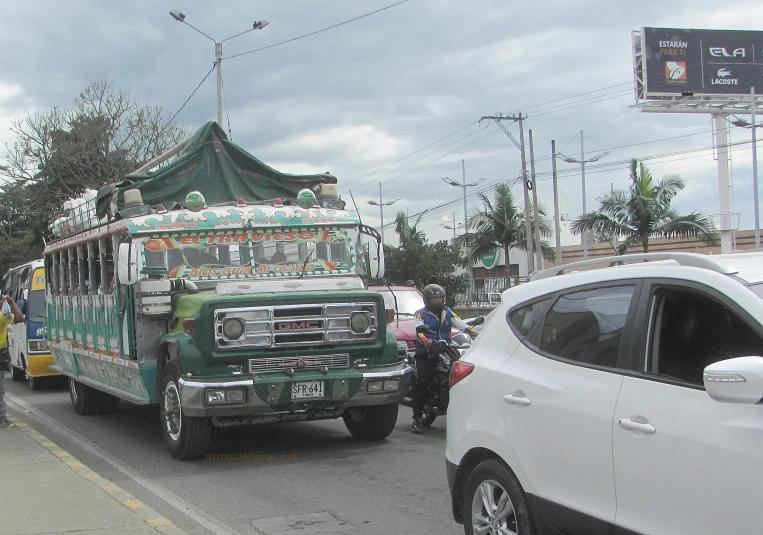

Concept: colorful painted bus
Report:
left=43, top=122, right=409, bottom=459
left=1, top=259, right=56, bottom=389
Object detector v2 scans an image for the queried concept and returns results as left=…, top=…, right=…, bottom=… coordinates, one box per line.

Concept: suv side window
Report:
left=649, top=287, right=763, bottom=386
left=539, top=285, right=635, bottom=367
left=508, top=298, right=551, bottom=338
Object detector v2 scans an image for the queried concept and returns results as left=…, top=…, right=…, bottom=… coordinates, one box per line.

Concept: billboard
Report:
left=641, top=27, right=763, bottom=98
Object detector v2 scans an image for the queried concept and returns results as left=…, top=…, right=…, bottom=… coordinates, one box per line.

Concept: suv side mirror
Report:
left=703, top=356, right=763, bottom=404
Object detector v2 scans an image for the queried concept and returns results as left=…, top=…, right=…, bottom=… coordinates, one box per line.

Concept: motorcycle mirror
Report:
left=415, top=325, right=429, bottom=334
left=469, top=316, right=485, bottom=326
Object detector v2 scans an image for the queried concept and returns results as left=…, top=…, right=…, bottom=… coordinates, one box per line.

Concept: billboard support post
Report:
left=715, top=114, right=733, bottom=253
left=752, top=87, right=760, bottom=248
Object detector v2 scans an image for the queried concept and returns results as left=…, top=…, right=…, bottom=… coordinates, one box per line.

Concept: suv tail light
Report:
left=449, top=360, right=474, bottom=388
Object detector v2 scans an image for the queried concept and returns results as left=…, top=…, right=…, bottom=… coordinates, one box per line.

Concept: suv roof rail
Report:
left=530, top=252, right=739, bottom=282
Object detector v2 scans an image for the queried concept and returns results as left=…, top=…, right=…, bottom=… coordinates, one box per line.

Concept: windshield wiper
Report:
left=299, top=248, right=316, bottom=279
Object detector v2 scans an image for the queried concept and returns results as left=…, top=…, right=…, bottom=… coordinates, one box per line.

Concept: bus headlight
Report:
left=222, top=318, right=245, bottom=339
left=28, top=339, right=49, bottom=352
left=350, top=312, right=371, bottom=334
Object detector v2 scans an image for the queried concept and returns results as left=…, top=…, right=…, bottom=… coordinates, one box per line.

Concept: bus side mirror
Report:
left=364, top=242, right=385, bottom=280
left=360, top=225, right=385, bottom=281
left=117, top=242, right=139, bottom=286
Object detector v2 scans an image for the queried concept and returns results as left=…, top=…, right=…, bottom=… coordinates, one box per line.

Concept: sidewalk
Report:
left=0, top=414, right=185, bottom=535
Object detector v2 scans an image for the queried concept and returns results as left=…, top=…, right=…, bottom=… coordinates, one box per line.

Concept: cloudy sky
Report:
left=1, top=0, right=763, bottom=246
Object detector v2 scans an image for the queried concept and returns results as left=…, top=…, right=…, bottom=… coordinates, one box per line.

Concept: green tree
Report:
left=0, top=80, right=187, bottom=257
left=571, top=160, right=717, bottom=254
left=455, top=183, right=553, bottom=286
left=384, top=211, right=468, bottom=306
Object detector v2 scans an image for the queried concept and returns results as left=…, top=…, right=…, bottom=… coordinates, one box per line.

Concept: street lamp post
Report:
left=556, top=131, right=609, bottom=261
left=440, top=212, right=464, bottom=240
left=441, top=160, right=484, bottom=235
left=367, top=182, right=400, bottom=246
left=169, top=10, right=269, bottom=126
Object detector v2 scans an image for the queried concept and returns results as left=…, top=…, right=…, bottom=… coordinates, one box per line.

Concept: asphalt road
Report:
left=5, top=376, right=463, bottom=535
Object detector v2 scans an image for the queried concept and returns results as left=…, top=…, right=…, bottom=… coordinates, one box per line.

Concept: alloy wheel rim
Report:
left=163, top=381, right=182, bottom=440
left=471, top=479, right=517, bottom=535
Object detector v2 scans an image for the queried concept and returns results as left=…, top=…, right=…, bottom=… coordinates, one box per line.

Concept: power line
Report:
left=352, top=127, right=501, bottom=196
left=341, top=121, right=480, bottom=190
left=399, top=137, right=760, bottom=227
left=225, top=0, right=411, bottom=61
left=169, top=65, right=217, bottom=124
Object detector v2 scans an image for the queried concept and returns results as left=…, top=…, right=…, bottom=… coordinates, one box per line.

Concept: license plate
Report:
left=291, top=381, right=325, bottom=399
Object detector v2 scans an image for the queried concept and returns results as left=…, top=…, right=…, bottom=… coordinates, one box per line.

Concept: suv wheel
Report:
left=463, top=459, right=535, bottom=535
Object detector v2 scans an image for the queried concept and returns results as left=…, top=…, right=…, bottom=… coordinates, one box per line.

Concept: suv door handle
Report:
left=618, top=418, right=656, bottom=435
left=503, top=393, right=531, bottom=407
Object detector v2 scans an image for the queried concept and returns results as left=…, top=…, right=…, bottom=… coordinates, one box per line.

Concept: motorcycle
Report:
left=401, top=326, right=472, bottom=427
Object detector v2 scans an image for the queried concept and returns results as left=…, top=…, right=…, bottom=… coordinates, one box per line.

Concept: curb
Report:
left=14, top=420, right=187, bottom=535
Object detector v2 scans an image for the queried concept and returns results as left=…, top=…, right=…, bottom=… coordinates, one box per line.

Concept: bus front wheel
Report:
left=159, top=362, right=211, bottom=460
left=10, top=364, right=24, bottom=382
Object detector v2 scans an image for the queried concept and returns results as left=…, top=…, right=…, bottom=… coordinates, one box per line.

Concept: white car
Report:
left=446, top=252, right=763, bottom=535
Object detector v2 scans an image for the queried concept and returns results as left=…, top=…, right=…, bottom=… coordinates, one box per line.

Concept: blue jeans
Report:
left=0, top=370, right=6, bottom=420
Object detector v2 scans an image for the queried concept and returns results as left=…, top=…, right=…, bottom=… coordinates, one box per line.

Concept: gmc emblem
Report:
left=276, top=321, right=322, bottom=330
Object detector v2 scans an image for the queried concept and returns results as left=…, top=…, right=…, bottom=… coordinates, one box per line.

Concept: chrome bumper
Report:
left=178, top=364, right=413, bottom=418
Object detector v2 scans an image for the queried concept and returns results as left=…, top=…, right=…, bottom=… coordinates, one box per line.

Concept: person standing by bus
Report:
left=0, top=294, right=24, bottom=428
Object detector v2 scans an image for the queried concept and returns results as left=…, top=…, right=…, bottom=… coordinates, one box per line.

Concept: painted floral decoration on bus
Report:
left=142, top=229, right=355, bottom=279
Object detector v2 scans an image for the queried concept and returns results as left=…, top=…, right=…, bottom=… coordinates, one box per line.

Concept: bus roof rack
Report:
left=529, top=252, right=739, bottom=282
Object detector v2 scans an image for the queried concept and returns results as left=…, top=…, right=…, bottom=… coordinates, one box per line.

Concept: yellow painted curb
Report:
left=13, top=420, right=186, bottom=535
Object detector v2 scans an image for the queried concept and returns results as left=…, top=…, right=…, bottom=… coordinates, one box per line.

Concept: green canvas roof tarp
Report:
left=97, top=122, right=337, bottom=217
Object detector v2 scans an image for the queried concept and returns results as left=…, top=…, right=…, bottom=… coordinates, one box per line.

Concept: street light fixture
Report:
left=169, top=10, right=269, bottom=126
left=441, top=168, right=484, bottom=235
left=556, top=131, right=609, bottom=261
left=367, top=183, right=400, bottom=246
left=440, top=213, right=464, bottom=240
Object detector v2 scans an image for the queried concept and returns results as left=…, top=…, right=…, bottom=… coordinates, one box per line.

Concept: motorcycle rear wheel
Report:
left=421, top=410, right=437, bottom=427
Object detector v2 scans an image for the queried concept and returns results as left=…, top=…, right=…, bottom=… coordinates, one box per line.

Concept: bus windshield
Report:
left=143, top=229, right=355, bottom=280
left=27, top=288, right=46, bottom=323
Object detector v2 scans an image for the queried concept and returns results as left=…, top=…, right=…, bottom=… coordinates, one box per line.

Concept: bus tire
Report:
left=97, top=391, right=121, bottom=413
left=28, top=376, right=44, bottom=390
left=69, top=378, right=98, bottom=415
left=342, top=403, right=399, bottom=440
left=160, top=362, right=211, bottom=460
left=10, top=364, right=25, bottom=382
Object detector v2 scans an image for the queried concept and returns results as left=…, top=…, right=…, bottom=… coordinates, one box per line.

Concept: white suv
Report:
left=446, top=252, right=763, bottom=535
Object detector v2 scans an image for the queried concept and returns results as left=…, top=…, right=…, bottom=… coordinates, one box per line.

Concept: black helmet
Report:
left=423, top=284, right=446, bottom=314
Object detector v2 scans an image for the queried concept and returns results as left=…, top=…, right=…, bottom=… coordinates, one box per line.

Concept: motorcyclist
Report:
left=411, top=283, right=454, bottom=434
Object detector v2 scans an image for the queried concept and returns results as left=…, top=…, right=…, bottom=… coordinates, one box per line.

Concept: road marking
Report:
left=13, top=419, right=185, bottom=535
left=7, top=392, right=243, bottom=535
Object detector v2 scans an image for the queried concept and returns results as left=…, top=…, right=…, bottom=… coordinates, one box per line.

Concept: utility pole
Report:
left=481, top=113, right=534, bottom=272
left=556, top=131, right=609, bottom=261
left=367, top=182, right=400, bottom=246
left=551, top=140, right=562, bottom=265
left=529, top=130, right=543, bottom=270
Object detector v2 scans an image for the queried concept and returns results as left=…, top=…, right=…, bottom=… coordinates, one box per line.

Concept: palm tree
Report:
left=393, top=211, right=425, bottom=247
left=455, top=183, right=553, bottom=287
left=571, top=159, right=717, bottom=254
